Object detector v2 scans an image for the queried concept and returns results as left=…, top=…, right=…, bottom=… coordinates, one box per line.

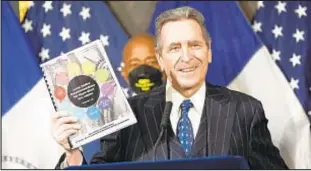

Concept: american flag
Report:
left=21, top=1, right=134, bottom=97
left=252, top=1, right=311, bottom=121
left=21, top=1, right=132, bottom=162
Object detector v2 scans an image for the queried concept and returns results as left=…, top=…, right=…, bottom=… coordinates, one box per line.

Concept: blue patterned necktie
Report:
left=177, top=99, right=194, bottom=156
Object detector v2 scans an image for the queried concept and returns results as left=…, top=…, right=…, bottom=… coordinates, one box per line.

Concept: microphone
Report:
left=160, top=101, right=173, bottom=129
left=153, top=101, right=173, bottom=161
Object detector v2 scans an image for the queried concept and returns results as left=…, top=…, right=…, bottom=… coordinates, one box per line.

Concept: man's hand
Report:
left=51, top=111, right=83, bottom=166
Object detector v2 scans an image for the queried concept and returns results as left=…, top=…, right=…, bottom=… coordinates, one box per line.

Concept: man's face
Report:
left=157, top=19, right=211, bottom=91
left=122, top=39, right=162, bottom=82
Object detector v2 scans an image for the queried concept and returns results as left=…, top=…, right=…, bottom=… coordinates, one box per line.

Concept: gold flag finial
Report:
left=19, top=1, right=32, bottom=22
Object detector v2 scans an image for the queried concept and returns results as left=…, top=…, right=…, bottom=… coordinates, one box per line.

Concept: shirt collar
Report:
left=165, top=80, right=206, bottom=114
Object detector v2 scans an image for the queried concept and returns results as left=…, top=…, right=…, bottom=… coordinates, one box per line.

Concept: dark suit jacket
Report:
left=56, top=82, right=288, bottom=169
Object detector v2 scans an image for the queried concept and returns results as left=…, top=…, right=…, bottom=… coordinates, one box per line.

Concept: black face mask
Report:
left=128, top=65, right=163, bottom=94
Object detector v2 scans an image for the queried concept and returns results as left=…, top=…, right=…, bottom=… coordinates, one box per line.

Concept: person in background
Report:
left=120, top=33, right=166, bottom=95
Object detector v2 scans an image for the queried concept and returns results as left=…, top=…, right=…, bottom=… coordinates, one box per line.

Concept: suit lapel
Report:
left=190, top=83, right=237, bottom=157
left=167, top=124, right=187, bottom=159
left=190, top=106, right=208, bottom=156
left=205, top=83, right=237, bottom=156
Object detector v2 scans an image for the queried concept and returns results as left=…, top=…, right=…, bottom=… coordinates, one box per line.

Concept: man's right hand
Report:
left=51, top=111, right=83, bottom=166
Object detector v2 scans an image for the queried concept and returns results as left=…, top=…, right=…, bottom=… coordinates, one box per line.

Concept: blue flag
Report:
left=2, top=1, right=64, bottom=169
left=21, top=1, right=130, bottom=164
left=2, top=2, right=40, bottom=115
left=149, top=1, right=311, bottom=168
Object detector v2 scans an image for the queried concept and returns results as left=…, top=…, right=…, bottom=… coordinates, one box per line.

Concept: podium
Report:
left=65, top=155, right=250, bottom=169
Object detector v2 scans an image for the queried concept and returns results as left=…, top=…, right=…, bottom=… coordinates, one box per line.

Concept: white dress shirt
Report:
left=165, top=81, right=206, bottom=139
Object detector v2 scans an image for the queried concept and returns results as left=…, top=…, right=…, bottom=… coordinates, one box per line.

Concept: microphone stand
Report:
left=153, top=101, right=172, bottom=161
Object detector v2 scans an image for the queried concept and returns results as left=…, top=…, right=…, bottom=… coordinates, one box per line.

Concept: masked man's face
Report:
left=121, top=35, right=166, bottom=94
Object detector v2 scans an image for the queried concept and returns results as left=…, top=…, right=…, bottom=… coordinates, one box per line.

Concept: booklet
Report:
left=40, top=39, right=137, bottom=149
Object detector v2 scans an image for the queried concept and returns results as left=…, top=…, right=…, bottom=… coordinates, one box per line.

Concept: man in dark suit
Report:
left=51, top=6, right=288, bottom=169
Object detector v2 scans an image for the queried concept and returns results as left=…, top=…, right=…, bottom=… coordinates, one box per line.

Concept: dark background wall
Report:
left=9, top=1, right=258, bottom=37
left=106, top=1, right=258, bottom=36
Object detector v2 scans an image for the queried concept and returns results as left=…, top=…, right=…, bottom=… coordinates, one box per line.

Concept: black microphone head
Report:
left=160, top=101, right=173, bottom=128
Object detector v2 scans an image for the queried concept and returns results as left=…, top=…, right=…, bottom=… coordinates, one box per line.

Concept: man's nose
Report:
left=180, top=47, right=192, bottom=62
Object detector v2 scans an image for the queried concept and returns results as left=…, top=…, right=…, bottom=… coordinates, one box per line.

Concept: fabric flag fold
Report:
left=2, top=1, right=64, bottom=169
left=252, top=2, right=311, bottom=168
left=252, top=1, right=310, bottom=122
left=148, top=1, right=311, bottom=169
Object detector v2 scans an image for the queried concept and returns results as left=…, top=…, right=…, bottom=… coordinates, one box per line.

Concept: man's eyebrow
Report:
left=188, top=40, right=204, bottom=44
left=167, top=42, right=181, bottom=47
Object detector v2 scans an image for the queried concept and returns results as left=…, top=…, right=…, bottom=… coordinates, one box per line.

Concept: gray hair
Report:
left=154, top=6, right=211, bottom=55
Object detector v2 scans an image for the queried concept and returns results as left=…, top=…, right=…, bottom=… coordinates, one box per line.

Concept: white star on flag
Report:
left=22, top=19, right=33, bottom=33
left=60, top=3, right=72, bottom=17
left=38, top=47, right=50, bottom=61
left=41, top=23, right=51, bottom=38
left=100, top=34, right=109, bottom=46
left=289, top=53, right=301, bottom=67
left=28, top=1, right=34, bottom=8
left=122, top=88, right=129, bottom=98
left=275, top=1, right=287, bottom=14
left=79, top=7, right=91, bottom=20
left=252, top=20, right=262, bottom=32
left=122, top=87, right=136, bottom=98
left=289, top=77, right=299, bottom=90
left=294, top=4, right=307, bottom=18
left=120, top=62, right=125, bottom=68
left=292, top=29, right=305, bottom=43
left=42, top=1, right=53, bottom=13
left=117, top=62, right=124, bottom=72
left=271, top=49, right=281, bottom=61
left=257, top=1, right=264, bottom=10
left=59, top=27, right=71, bottom=41
left=79, top=31, right=90, bottom=45
left=272, top=25, right=283, bottom=39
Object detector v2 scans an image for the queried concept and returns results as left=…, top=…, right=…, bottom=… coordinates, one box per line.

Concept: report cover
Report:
left=40, top=39, right=137, bottom=149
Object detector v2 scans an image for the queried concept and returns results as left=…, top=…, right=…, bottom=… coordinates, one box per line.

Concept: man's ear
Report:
left=207, top=41, right=212, bottom=63
left=156, top=53, right=164, bottom=72
left=207, top=48, right=212, bottom=63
